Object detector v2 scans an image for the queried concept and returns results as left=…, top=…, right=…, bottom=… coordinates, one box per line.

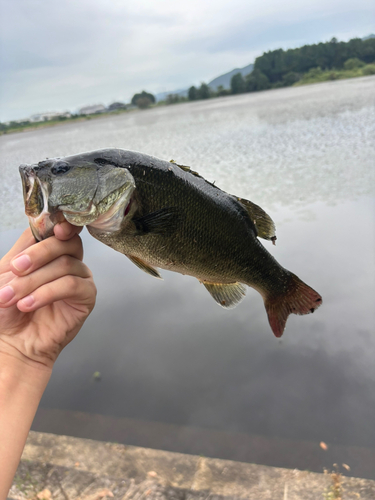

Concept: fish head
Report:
left=19, top=155, right=136, bottom=241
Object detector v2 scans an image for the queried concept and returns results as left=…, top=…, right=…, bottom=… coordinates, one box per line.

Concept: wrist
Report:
left=0, top=350, right=51, bottom=499
left=0, top=350, right=52, bottom=394
left=0, top=337, right=55, bottom=372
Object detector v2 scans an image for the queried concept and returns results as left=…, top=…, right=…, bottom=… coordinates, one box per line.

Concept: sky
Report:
left=0, top=0, right=374, bottom=122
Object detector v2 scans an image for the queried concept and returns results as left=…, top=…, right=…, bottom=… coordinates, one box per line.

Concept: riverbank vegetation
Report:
left=0, top=107, right=132, bottom=135
left=181, top=37, right=375, bottom=104
left=1, top=36, right=374, bottom=134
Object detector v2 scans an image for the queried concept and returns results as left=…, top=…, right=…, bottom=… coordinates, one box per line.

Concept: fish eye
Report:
left=51, top=162, right=71, bottom=175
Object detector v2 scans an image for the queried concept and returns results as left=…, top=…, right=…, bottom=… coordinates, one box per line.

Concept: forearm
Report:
left=0, top=352, right=51, bottom=498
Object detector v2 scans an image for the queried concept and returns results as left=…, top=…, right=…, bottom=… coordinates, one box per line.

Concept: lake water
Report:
left=1, top=77, right=375, bottom=479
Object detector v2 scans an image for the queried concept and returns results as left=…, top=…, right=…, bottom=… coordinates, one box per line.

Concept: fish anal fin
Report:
left=202, top=281, right=246, bottom=309
left=127, top=255, right=162, bottom=279
left=133, top=207, right=182, bottom=236
left=238, top=198, right=276, bottom=242
left=264, top=273, right=322, bottom=337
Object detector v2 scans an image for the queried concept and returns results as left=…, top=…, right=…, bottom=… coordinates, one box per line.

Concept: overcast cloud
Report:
left=0, top=0, right=373, bottom=121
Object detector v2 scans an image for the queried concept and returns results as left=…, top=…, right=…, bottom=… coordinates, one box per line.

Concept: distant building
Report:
left=29, top=111, right=71, bottom=122
left=79, top=104, right=106, bottom=115
left=4, top=118, right=30, bottom=125
left=108, top=102, right=127, bottom=112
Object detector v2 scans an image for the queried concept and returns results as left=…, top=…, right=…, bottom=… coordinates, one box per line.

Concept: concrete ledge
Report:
left=31, top=408, right=375, bottom=479
left=9, top=431, right=375, bottom=500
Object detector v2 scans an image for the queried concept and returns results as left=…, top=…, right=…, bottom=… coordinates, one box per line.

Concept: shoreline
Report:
left=2, top=74, right=374, bottom=137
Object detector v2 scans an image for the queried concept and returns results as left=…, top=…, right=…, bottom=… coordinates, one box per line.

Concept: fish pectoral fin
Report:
left=133, top=207, right=182, bottom=236
left=127, top=255, right=163, bottom=279
left=238, top=198, right=276, bottom=243
left=202, top=281, right=246, bottom=309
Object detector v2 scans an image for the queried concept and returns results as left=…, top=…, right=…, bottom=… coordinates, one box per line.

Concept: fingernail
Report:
left=12, top=254, right=32, bottom=272
left=0, top=285, right=15, bottom=304
left=19, top=295, right=35, bottom=308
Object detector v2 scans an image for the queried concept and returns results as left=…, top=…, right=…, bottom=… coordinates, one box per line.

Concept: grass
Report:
left=295, top=64, right=375, bottom=86
left=323, top=465, right=344, bottom=500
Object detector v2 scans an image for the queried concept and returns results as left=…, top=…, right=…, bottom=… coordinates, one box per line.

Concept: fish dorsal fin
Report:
left=237, top=198, right=276, bottom=243
left=170, top=159, right=201, bottom=178
left=202, top=282, right=246, bottom=309
left=127, top=255, right=162, bottom=279
left=133, top=207, right=182, bottom=236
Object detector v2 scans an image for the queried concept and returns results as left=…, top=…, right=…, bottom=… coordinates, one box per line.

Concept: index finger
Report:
left=10, top=233, right=84, bottom=277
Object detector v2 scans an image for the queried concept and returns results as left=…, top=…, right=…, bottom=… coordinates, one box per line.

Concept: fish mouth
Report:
left=19, top=163, right=136, bottom=241
left=19, top=165, right=42, bottom=216
left=19, top=165, right=60, bottom=241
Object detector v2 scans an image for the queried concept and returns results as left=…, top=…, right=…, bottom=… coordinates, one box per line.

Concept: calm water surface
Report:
left=1, top=77, right=375, bottom=478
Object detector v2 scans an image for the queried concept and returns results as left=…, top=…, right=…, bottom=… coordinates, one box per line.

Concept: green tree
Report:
left=166, top=94, right=186, bottom=105
left=230, top=73, right=246, bottom=94
left=306, top=67, right=323, bottom=78
left=245, top=69, right=270, bottom=92
left=216, top=85, right=230, bottom=96
left=188, top=86, right=198, bottom=100
left=344, top=58, right=365, bottom=70
left=362, top=63, right=375, bottom=75
left=253, top=36, right=375, bottom=84
left=197, top=83, right=210, bottom=99
left=131, top=91, right=155, bottom=109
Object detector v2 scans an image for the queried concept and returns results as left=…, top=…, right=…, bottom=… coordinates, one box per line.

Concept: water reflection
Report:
left=0, top=77, right=374, bottom=478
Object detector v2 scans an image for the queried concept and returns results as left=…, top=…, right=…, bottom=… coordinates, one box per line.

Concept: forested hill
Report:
left=254, top=37, right=375, bottom=84
left=208, top=64, right=254, bottom=90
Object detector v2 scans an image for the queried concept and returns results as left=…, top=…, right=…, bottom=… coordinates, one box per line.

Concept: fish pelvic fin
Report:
left=127, top=255, right=162, bottom=279
left=202, top=281, right=246, bottom=309
left=237, top=198, right=276, bottom=243
left=264, top=273, right=322, bottom=337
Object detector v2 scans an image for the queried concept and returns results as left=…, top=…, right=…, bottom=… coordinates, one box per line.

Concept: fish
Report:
left=19, top=148, right=322, bottom=337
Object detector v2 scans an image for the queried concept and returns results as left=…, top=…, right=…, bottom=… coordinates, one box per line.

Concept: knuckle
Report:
left=14, top=274, right=33, bottom=295
left=64, top=274, right=78, bottom=289
left=89, top=279, right=97, bottom=297
left=59, top=254, right=72, bottom=270
left=71, top=233, right=82, bottom=247
left=69, top=235, right=84, bottom=259
left=22, top=274, right=33, bottom=290
left=81, top=263, right=93, bottom=278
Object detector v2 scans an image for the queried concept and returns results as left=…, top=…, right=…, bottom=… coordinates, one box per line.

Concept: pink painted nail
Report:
left=19, top=295, right=35, bottom=308
left=0, top=286, right=15, bottom=304
left=12, top=254, right=32, bottom=272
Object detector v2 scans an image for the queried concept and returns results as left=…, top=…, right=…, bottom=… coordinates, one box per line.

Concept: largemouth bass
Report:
left=19, top=149, right=322, bottom=337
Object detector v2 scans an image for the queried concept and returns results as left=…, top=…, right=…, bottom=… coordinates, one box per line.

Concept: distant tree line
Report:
left=3, top=37, right=374, bottom=132
left=183, top=37, right=375, bottom=103
left=254, top=36, right=375, bottom=83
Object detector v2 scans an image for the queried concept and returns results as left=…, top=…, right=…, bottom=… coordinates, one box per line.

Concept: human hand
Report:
left=0, top=222, right=96, bottom=371
left=0, top=222, right=96, bottom=496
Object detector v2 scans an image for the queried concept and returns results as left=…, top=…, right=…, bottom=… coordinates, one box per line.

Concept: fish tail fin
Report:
left=264, top=273, right=322, bottom=338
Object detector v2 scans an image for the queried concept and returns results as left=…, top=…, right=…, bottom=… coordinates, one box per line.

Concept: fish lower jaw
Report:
left=28, top=209, right=60, bottom=241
